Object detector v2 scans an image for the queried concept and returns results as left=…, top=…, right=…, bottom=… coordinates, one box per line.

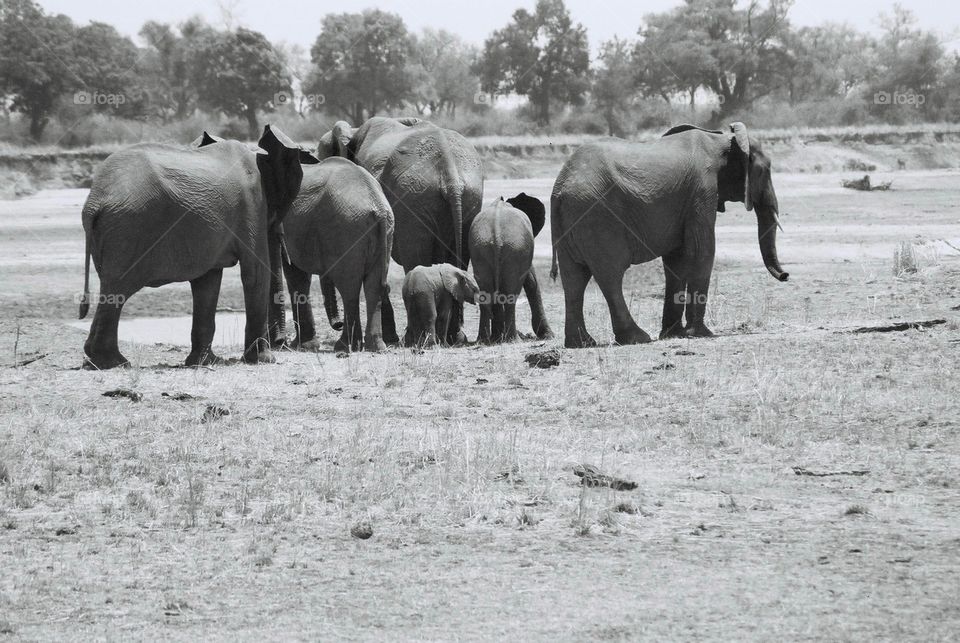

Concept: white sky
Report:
left=37, top=0, right=960, bottom=54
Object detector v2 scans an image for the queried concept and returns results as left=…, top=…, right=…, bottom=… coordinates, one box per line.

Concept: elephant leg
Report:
left=83, top=282, right=134, bottom=370
left=683, top=254, right=716, bottom=338
left=240, top=257, right=274, bottom=365
left=186, top=268, right=224, bottom=366
left=380, top=284, right=400, bottom=345
left=320, top=275, right=343, bottom=331
left=477, top=303, right=492, bottom=344
left=659, top=249, right=688, bottom=340
left=443, top=301, right=466, bottom=346
left=558, top=254, right=596, bottom=349
left=362, top=271, right=387, bottom=352
left=284, top=263, right=320, bottom=352
left=436, top=305, right=453, bottom=347
left=336, top=293, right=362, bottom=353
left=523, top=267, right=554, bottom=340
left=593, top=264, right=651, bottom=346
left=503, top=301, right=519, bottom=342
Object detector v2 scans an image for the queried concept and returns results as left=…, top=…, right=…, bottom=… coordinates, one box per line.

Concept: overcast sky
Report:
left=38, top=0, right=960, bottom=53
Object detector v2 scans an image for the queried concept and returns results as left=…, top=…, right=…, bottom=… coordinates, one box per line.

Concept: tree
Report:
left=190, top=27, right=291, bottom=139
left=408, top=29, right=480, bottom=116
left=73, top=21, right=145, bottom=118
left=305, top=10, right=414, bottom=124
left=593, top=38, right=637, bottom=136
left=788, top=24, right=876, bottom=101
left=0, top=0, right=82, bottom=139
left=633, top=0, right=794, bottom=120
left=477, top=0, right=590, bottom=125
left=139, top=18, right=213, bottom=122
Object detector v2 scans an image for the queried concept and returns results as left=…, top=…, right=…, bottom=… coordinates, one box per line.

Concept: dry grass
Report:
left=1, top=170, right=960, bottom=638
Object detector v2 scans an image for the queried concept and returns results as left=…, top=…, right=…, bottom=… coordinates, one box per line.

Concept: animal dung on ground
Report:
left=573, top=464, right=638, bottom=491
left=350, top=521, right=373, bottom=540
left=525, top=348, right=561, bottom=369
left=201, top=404, right=230, bottom=423
left=102, top=388, right=142, bottom=402
left=849, top=319, right=945, bottom=334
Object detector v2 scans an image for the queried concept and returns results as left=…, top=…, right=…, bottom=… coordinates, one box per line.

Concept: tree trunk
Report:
left=689, top=87, right=696, bottom=112
left=245, top=105, right=259, bottom=140
left=29, top=106, right=47, bottom=141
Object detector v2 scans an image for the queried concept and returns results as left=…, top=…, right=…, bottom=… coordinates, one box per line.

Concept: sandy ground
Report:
left=1, top=169, right=960, bottom=640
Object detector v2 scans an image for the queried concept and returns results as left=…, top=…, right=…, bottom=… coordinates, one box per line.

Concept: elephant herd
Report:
left=78, top=117, right=788, bottom=369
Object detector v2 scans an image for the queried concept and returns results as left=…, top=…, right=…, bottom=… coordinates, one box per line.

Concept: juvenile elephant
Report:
left=79, top=126, right=316, bottom=369
left=317, top=117, right=484, bottom=344
left=551, top=122, right=788, bottom=348
left=277, top=157, right=394, bottom=353
left=402, top=264, right=479, bottom=347
left=468, top=193, right=553, bottom=343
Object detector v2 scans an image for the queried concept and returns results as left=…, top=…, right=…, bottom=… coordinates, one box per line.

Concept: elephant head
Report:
left=256, top=125, right=320, bottom=226
left=317, top=121, right=355, bottom=160
left=505, top=192, right=546, bottom=237
left=724, top=122, right=787, bottom=282
left=441, top=265, right=480, bottom=305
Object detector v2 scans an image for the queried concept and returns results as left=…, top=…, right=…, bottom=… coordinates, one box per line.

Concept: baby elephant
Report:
left=402, top=264, right=479, bottom=347
left=468, top=193, right=553, bottom=343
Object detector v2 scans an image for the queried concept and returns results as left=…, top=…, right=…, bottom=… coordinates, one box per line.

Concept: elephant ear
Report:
left=663, top=124, right=723, bottom=137
left=730, top=122, right=752, bottom=211
left=396, top=117, right=423, bottom=127
left=442, top=266, right=479, bottom=305
left=192, top=131, right=222, bottom=148
left=331, top=121, right=354, bottom=159
left=257, top=124, right=306, bottom=225
left=299, top=149, right=320, bottom=164
left=506, top=192, right=546, bottom=237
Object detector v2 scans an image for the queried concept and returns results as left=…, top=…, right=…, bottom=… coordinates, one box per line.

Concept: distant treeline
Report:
left=0, top=0, right=957, bottom=146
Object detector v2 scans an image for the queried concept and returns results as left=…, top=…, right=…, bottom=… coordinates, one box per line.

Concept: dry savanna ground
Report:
left=1, top=168, right=960, bottom=640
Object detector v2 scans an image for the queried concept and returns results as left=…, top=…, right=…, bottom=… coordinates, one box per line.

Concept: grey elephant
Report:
left=278, top=158, right=394, bottom=353
left=316, top=117, right=484, bottom=344
left=468, top=193, right=553, bottom=343
left=550, top=122, right=788, bottom=348
left=402, top=264, right=479, bottom=347
left=78, top=126, right=316, bottom=369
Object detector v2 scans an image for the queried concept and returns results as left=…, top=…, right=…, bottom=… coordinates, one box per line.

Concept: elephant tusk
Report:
left=773, top=212, right=784, bottom=232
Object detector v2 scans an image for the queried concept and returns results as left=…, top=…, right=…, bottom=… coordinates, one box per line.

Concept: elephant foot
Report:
left=364, top=335, right=388, bottom=353
left=659, top=324, right=686, bottom=340
left=383, top=331, right=400, bottom=346
left=447, top=330, right=469, bottom=347
left=82, top=350, right=130, bottom=370
left=334, top=337, right=363, bottom=353
left=269, top=335, right=290, bottom=350
left=185, top=347, right=224, bottom=367
left=329, top=316, right=344, bottom=332
left=684, top=324, right=715, bottom=338
left=293, top=337, right=322, bottom=352
left=564, top=330, right=597, bottom=349
left=614, top=327, right=653, bottom=346
left=242, top=348, right=276, bottom=364
left=535, top=327, right=555, bottom=341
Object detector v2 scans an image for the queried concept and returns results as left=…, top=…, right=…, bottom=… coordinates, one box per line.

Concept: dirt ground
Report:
left=1, top=168, right=959, bottom=640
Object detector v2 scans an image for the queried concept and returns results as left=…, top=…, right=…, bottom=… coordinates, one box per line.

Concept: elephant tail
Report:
left=437, top=134, right=464, bottom=267
left=375, top=210, right=393, bottom=292
left=78, top=203, right=96, bottom=319
left=549, top=193, right=560, bottom=281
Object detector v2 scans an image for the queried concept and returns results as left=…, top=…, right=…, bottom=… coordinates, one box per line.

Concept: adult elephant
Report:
left=550, top=122, right=789, bottom=348
left=78, top=126, right=317, bottom=369
left=316, top=116, right=484, bottom=343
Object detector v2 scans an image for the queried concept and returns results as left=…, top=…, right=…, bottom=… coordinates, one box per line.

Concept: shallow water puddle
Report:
left=66, top=312, right=261, bottom=348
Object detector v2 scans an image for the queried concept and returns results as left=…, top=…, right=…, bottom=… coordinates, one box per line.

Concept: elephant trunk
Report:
left=451, top=188, right=463, bottom=268
left=756, top=207, right=788, bottom=282
left=267, top=227, right=287, bottom=346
